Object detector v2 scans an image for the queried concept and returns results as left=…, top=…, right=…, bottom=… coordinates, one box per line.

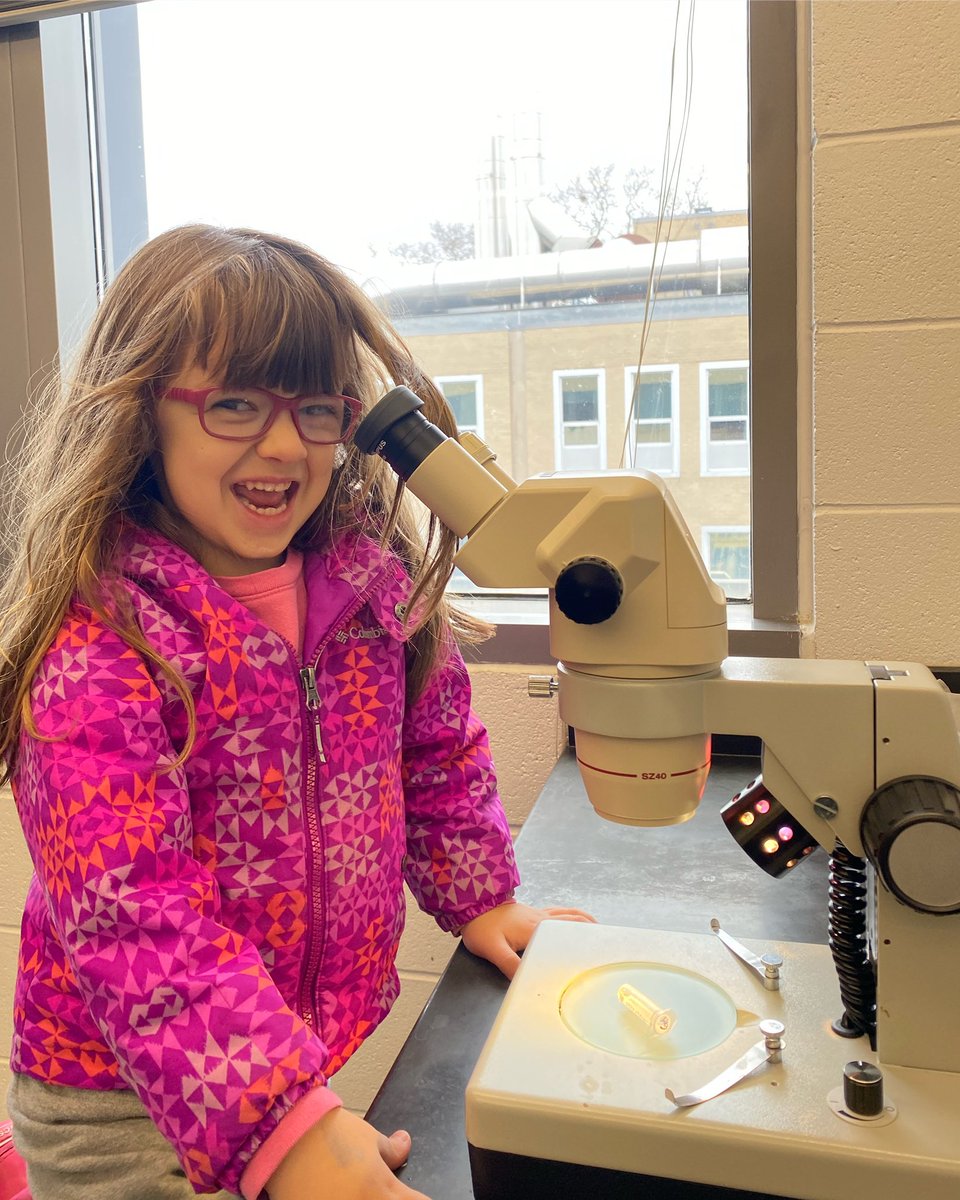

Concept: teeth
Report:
left=238, top=497, right=289, bottom=515
left=236, top=481, right=290, bottom=492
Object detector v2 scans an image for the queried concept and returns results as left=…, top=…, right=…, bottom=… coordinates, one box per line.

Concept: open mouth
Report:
left=232, top=481, right=297, bottom=515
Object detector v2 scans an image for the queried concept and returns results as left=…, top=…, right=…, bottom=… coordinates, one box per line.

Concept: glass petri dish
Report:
left=559, top=961, right=738, bottom=1061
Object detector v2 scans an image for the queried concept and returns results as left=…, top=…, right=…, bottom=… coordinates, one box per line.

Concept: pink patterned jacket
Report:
left=10, top=526, right=518, bottom=1193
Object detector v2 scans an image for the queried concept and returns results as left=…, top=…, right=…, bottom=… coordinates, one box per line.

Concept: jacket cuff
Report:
left=438, top=892, right=516, bottom=935
left=239, top=1086, right=342, bottom=1200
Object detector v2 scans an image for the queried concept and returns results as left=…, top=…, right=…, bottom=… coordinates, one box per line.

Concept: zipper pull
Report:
left=299, top=666, right=326, bottom=763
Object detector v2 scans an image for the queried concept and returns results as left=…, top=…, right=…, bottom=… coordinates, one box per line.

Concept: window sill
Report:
left=455, top=594, right=802, bottom=664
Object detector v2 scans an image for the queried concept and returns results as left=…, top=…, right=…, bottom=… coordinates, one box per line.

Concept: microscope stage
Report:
left=465, top=921, right=960, bottom=1200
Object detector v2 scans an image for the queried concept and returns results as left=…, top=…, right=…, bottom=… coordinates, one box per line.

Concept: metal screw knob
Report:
left=527, top=675, right=559, bottom=698
left=843, top=1060, right=883, bottom=1118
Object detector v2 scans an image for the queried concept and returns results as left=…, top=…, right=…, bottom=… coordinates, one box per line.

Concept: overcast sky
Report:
left=137, top=0, right=747, bottom=275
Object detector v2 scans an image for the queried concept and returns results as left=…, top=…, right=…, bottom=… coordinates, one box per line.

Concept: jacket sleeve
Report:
left=401, top=639, right=520, bottom=932
left=13, top=608, right=332, bottom=1195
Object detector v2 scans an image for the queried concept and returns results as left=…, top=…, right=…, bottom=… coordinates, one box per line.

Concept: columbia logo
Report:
left=335, top=625, right=387, bottom=643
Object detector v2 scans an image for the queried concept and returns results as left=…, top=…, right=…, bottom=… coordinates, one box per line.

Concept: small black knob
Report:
left=842, top=1060, right=883, bottom=1118
left=554, top=557, right=623, bottom=625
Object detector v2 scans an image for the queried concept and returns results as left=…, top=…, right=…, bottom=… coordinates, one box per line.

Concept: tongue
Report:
left=235, top=484, right=285, bottom=509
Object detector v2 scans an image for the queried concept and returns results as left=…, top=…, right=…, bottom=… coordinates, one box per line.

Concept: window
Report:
left=436, top=375, right=483, bottom=437
left=701, top=361, right=749, bottom=475
left=702, top=527, right=751, bottom=600
left=7, top=0, right=803, bottom=642
left=554, top=370, right=605, bottom=472
left=625, top=365, right=679, bottom=476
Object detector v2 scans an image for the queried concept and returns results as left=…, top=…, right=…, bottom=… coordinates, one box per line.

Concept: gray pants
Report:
left=7, top=1074, right=241, bottom=1200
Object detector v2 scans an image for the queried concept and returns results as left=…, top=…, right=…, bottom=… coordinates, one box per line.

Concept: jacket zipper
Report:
left=295, top=576, right=390, bottom=1029
left=299, top=666, right=325, bottom=763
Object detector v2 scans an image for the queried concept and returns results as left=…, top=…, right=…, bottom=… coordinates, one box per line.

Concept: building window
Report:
left=702, top=527, right=750, bottom=600
left=625, top=365, right=679, bottom=476
left=701, top=361, right=749, bottom=475
left=554, top=370, right=605, bottom=471
left=436, top=375, right=483, bottom=437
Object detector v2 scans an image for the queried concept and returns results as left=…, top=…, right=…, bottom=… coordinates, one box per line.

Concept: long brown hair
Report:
left=0, top=224, right=486, bottom=781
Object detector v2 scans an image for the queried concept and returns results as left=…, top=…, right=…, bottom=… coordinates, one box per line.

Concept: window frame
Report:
left=700, top=359, right=750, bottom=478
left=435, top=373, right=484, bottom=438
left=552, top=368, right=606, bottom=472
left=624, top=363, right=680, bottom=478
left=3, top=0, right=802, bottom=661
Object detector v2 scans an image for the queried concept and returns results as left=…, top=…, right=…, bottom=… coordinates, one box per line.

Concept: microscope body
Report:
left=357, top=390, right=960, bottom=1077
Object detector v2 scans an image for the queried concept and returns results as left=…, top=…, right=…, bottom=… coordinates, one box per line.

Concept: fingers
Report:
left=378, top=1129, right=412, bottom=1171
left=540, top=907, right=597, bottom=922
left=377, top=1130, right=433, bottom=1199
left=480, top=938, right=523, bottom=979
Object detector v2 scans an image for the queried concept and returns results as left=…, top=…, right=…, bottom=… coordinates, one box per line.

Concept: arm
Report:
left=14, top=609, right=329, bottom=1195
left=400, top=640, right=520, bottom=932
left=400, top=641, right=594, bottom=972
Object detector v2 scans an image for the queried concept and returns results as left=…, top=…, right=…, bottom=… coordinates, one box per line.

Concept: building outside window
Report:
left=15, top=0, right=806, bottom=617
left=701, top=361, right=749, bottom=475
left=553, top=370, right=605, bottom=471
left=436, top=375, right=483, bottom=437
left=625, top=364, right=679, bottom=476
left=702, top=526, right=750, bottom=599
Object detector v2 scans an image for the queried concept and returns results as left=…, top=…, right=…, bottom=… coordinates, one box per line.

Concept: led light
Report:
left=721, top=776, right=821, bottom=879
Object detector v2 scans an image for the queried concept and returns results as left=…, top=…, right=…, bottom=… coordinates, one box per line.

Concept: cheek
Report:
left=157, top=442, right=229, bottom=516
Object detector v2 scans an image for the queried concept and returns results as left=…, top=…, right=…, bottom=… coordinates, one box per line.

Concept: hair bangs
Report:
left=184, top=249, right=362, bottom=398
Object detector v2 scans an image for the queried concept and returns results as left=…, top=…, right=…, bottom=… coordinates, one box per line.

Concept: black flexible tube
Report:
left=827, top=840, right=877, bottom=1049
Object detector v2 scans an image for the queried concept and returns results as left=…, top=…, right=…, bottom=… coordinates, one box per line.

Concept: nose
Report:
left=255, top=409, right=308, bottom=461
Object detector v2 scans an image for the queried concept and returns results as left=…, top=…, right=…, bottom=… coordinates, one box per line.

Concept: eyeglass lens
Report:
left=202, top=389, right=352, bottom=443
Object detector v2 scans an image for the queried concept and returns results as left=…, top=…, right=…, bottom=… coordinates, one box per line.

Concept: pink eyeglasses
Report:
left=162, top=386, right=362, bottom=445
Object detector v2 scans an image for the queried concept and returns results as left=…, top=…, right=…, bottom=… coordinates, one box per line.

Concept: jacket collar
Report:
left=117, top=523, right=413, bottom=650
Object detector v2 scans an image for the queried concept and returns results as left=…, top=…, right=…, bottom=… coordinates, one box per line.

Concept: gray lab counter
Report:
left=366, top=751, right=833, bottom=1199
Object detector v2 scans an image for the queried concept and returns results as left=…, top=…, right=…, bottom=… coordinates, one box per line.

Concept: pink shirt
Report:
left=215, top=550, right=308, bottom=658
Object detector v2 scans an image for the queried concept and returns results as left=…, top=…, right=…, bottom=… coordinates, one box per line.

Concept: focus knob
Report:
left=554, top=557, right=623, bottom=625
left=860, top=777, right=960, bottom=914
left=842, top=1061, right=884, bottom=1119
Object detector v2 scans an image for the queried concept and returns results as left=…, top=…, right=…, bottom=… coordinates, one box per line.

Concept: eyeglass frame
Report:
left=161, top=386, right=363, bottom=445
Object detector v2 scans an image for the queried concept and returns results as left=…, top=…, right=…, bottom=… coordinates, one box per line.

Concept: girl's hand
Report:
left=265, top=1107, right=431, bottom=1200
left=461, top=901, right=596, bottom=980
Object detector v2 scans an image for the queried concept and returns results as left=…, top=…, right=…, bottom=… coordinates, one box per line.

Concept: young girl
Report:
left=0, top=225, right=592, bottom=1200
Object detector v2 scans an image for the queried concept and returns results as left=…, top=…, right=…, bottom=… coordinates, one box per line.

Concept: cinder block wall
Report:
left=809, top=0, right=960, bottom=665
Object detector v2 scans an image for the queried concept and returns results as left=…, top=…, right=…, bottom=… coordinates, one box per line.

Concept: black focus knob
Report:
left=842, top=1061, right=883, bottom=1118
left=860, top=777, right=960, bottom=914
left=554, top=557, right=623, bottom=625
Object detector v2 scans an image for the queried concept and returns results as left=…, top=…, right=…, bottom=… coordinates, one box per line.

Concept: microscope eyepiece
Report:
left=354, top=386, right=447, bottom=480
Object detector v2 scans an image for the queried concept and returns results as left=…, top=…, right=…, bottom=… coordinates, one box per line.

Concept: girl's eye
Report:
left=300, top=401, right=339, bottom=418
left=210, top=394, right=257, bottom=413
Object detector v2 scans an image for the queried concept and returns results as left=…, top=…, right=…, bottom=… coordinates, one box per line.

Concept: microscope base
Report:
left=465, top=922, right=960, bottom=1200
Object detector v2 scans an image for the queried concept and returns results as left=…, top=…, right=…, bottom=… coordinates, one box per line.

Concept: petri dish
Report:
left=559, top=961, right=738, bottom=1060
